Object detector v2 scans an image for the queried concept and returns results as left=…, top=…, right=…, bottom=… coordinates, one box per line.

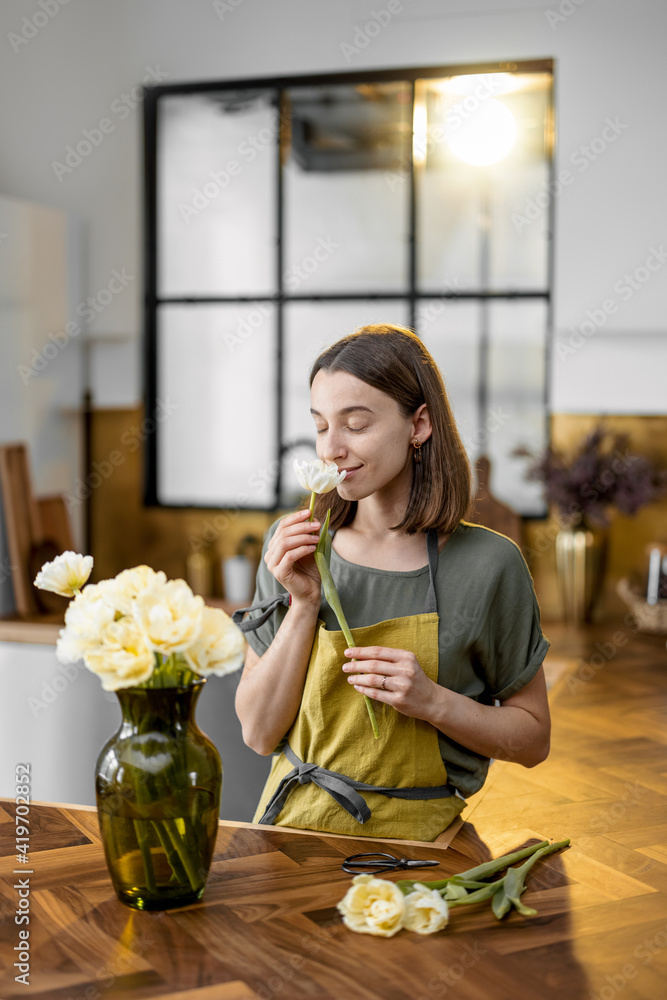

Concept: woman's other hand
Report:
left=342, top=645, right=435, bottom=720
left=265, top=509, right=323, bottom=610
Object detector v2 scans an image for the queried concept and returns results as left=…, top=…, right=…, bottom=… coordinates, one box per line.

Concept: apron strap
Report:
left=232, top=592, right=290, bottom=633
left=257, top=743, right=458, bottom=826
left=424, top=528, right=439, bottom=615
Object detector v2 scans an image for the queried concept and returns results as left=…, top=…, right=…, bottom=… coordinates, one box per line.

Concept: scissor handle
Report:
left=341, top=852, right=400, bottom=874
left=341, top=852, right=442, bottom=875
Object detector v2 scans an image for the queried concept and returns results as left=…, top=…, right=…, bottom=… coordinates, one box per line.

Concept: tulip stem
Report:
left=314, top=550, right=380, bottom=739
left=309, top=490, right=316, bottom=519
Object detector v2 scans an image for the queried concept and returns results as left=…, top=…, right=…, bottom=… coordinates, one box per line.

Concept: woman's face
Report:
left=310, top=369, right=422, bottom=502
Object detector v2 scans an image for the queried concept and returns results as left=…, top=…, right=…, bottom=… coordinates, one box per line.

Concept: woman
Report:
left=234, top=324, right=551, bottom=842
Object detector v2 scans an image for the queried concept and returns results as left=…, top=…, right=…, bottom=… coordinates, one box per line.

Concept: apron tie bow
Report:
left=297, top=762, right=318, bottom=784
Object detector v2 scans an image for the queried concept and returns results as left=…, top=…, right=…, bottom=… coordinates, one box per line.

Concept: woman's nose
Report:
left=319, top=429, right=346, bottom=464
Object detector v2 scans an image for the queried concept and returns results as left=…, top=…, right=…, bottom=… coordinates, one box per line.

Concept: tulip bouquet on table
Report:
left=293, top=458, right=379, bottom=739
left=34, top=552, right=247, bottom=909
left=336, top=838, right=571, bottom=937
left=34, top=551, right=246, bottom=689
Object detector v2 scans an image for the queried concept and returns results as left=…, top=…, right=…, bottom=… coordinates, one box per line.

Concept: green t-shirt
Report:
left=245, top=518, right=550, bottom=798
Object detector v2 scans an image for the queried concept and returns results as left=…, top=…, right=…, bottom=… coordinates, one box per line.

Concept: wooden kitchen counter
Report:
left=1, top=621, right=666, bottom=1000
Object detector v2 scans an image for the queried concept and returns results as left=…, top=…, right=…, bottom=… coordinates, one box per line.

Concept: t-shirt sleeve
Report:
left=474, top=541, right=550, bottom=702
left=243, top=518, right=289, bottom=657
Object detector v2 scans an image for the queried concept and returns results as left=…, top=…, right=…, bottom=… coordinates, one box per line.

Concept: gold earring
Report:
left=413, top=440, right=422, bottom=463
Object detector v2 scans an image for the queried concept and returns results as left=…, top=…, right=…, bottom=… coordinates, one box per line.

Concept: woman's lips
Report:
left=341, top=466, right=361, bottom=480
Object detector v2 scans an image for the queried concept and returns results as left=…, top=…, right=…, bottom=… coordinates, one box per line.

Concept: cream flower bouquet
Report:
left=34, top=551, right=246, bottom=910
left=35, top=551, right=246, bottom=689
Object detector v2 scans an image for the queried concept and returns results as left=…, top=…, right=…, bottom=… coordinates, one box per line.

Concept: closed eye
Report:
left=315, top=426, right=367, bottom=433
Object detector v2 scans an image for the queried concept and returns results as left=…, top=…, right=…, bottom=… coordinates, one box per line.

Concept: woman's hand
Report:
left=265, top=509, right=323, bottom=610
left=342, top=645, right=436, bottom=720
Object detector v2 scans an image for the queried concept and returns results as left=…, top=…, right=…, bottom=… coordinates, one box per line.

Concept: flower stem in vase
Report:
left=161, top=818, right=202, bottom=892
left=150, top=820, right=190, bottom=885
left=132, top=817, right=158, bottom=893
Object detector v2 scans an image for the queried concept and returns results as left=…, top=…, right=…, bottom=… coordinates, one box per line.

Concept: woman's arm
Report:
left=425, top=667, right=551, bottom=767
left=343, top=647, right=550, bottom=768
left=235, top=509, right=324, bottom=755
left=235, top=602, right=320, bottom=755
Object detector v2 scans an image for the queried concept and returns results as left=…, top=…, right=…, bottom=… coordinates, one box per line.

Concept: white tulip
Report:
left=132, top=578, right=204, bottom=654
left=293, top=458, right=346, bottom=494
left=34, top=551, right=94, bottom=598
left=403, top=883, right=449, bottom=934
left=184, top=607, right=247, bottom=677
left=336, top=875, right=406, bottom=937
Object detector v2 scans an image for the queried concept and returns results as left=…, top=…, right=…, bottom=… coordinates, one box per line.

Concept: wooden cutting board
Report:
left=470, top=454, right=523, bottom=549
left=0, top=442, right=74, bottom=617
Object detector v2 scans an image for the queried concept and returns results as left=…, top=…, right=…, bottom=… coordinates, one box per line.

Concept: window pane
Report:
left=157, top=90, right=277, bottom=297
left=280, top=300, right=409, bottom=506
left=416, top=72, right=551, bottom=293
left=419, top=299, right=547, bottom=516
left=486, top=300, right=548, bottom=515
left=283, top=82, right=411, bottom=294
left=417, top=300, right=482, bottom=456
left=157, top=303, right=277, bottom=506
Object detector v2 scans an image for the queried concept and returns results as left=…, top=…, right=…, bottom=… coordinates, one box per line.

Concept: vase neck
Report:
left=115, top=682, right=205, bottom=735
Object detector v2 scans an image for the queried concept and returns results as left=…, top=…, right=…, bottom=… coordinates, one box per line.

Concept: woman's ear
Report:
left=412, top=403, right=433, bottom=442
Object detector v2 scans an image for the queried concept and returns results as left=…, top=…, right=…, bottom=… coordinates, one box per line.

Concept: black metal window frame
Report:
left=143, top=57, right=555, bottom=514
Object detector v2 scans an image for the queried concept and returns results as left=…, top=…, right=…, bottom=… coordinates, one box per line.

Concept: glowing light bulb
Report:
left=445, top=98, right=517, bottom=166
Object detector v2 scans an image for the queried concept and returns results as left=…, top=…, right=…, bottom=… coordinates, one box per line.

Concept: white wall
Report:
left=0, top=0, right=665, bottom=412
left=0, top=195, right=84, bottom=616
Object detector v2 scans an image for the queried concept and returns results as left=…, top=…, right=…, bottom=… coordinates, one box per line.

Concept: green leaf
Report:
left=447, top=881, right=503, bottom=907
left=316, top=508, right=332, bottom=557
left=454, top=840, right=550, bottom=882
left=491, top=884, right=512, bottom=919
left=443, top=883, right=469, bottom=900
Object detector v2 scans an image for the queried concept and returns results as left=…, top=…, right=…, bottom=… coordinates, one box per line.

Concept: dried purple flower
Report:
left=513, top=427, right=667, bottom=526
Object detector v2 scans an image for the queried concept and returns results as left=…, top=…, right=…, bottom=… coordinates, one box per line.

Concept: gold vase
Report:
left=555, top=521, right=608, bottom=624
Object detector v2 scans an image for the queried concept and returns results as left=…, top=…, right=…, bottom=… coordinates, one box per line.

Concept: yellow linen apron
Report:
left=237, top=529, right=466, bottom=842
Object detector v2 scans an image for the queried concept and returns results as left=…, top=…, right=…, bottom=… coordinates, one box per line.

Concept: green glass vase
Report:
left=95, top=679, right=221, bottom=910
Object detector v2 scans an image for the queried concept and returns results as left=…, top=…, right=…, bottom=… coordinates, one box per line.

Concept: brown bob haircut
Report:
left=308, top=324, right=472, bottom=535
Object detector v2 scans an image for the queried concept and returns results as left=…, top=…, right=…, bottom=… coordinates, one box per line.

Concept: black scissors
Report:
left=341, top=852, right=441, bottom=875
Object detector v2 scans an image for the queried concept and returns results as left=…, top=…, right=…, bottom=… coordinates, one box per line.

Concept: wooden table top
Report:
left=1, top=620, right=666, bottom=1000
